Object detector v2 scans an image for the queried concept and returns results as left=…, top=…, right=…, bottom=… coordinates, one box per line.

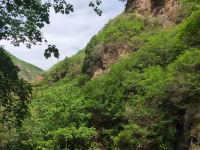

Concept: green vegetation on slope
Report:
left=3, top=0, right=200, bottom=150
left=7, top=51, right=44, bottom=82
left=82, top=13, right=148, bottom=76
left=43, top=50, right=85, bottom=83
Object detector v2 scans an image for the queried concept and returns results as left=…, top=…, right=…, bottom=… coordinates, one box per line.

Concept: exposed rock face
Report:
left=126, top=0, right=181, bottom=24
left=92, top=43, right=131, bottom=78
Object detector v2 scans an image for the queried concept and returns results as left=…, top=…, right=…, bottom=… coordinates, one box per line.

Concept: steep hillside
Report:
left=6, top=0, right=200, bottom=150
left=7, top=51, right=44, bottom=82
left=42, top=50, right=85, bottom=83
left=82, top=0, right=192, bottom=78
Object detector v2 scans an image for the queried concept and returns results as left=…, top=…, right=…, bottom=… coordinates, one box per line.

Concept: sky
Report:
left=0, top=0, right=125, bottom=70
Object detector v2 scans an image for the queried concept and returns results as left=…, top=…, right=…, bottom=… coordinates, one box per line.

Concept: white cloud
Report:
left=0, top=0, right=124, bottom=70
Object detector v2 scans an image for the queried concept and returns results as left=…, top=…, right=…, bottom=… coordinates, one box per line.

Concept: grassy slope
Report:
left=7, top=51, right=44, bottom=81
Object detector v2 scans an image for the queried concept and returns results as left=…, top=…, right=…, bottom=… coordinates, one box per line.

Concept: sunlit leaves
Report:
left=180, top=10, right=200, bottom=46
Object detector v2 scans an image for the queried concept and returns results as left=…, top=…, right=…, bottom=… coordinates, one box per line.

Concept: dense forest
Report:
left=0, top=0, right=200, bottom=149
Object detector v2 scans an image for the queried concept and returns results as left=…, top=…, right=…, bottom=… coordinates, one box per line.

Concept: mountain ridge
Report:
left=6, top=51, right=44, bottom=82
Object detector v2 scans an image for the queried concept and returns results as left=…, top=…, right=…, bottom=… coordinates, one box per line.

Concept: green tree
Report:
left=0, top=47, right=32, bottom=147
left=180, top=10, right=200, bottom=46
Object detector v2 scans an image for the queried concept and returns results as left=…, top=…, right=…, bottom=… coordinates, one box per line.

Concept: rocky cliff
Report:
left=126, top=0, right=181, bottom=24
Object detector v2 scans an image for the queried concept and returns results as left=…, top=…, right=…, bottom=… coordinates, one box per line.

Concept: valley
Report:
left=0, top=0, right=200, bottom=149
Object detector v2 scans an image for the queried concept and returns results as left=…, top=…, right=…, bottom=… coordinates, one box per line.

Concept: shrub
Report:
left=113, top=124, right=150, bottom=150
left=180, top=10, right=200, bottom=46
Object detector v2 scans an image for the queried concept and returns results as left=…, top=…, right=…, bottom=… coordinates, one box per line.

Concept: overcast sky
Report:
left=0, top=0, right=124, bottom=70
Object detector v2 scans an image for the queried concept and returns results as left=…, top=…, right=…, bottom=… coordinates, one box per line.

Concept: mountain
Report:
left=6, top=0, right=200, bottom=150
left=7, top=51, right=44, bottom=82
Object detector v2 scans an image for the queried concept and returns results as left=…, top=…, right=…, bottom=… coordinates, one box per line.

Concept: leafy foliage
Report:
left=83, top=13, right=146, bottom=75
left=43, top=50, right=85, bottom=83
left=180, top=10, right=200, bottom=46
left=19, top=79, right=95, bottom=149
left=0, top=0, right=121, bottom=58
left=0, top=48, right=32, bottom=148
left=113, top=124, right=150, bottom=149
left=0, top=0, right=74, bottom=57
left=4, top=1, right=200, bottom=149
left=0, top=48, right=32, bottom=126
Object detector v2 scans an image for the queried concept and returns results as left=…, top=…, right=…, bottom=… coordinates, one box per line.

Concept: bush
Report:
left=113, top=124, right=150, bottom=150
left=97, top=14, right=144, bottom=43
left=180, top=10, right=200, bottom=46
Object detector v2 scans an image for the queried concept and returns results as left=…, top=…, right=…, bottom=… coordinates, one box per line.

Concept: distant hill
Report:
left=7, top=51, right=44, bottom=82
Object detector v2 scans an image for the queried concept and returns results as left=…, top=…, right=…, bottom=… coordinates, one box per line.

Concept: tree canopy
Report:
left=0, top=47, right=32, bottom=147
